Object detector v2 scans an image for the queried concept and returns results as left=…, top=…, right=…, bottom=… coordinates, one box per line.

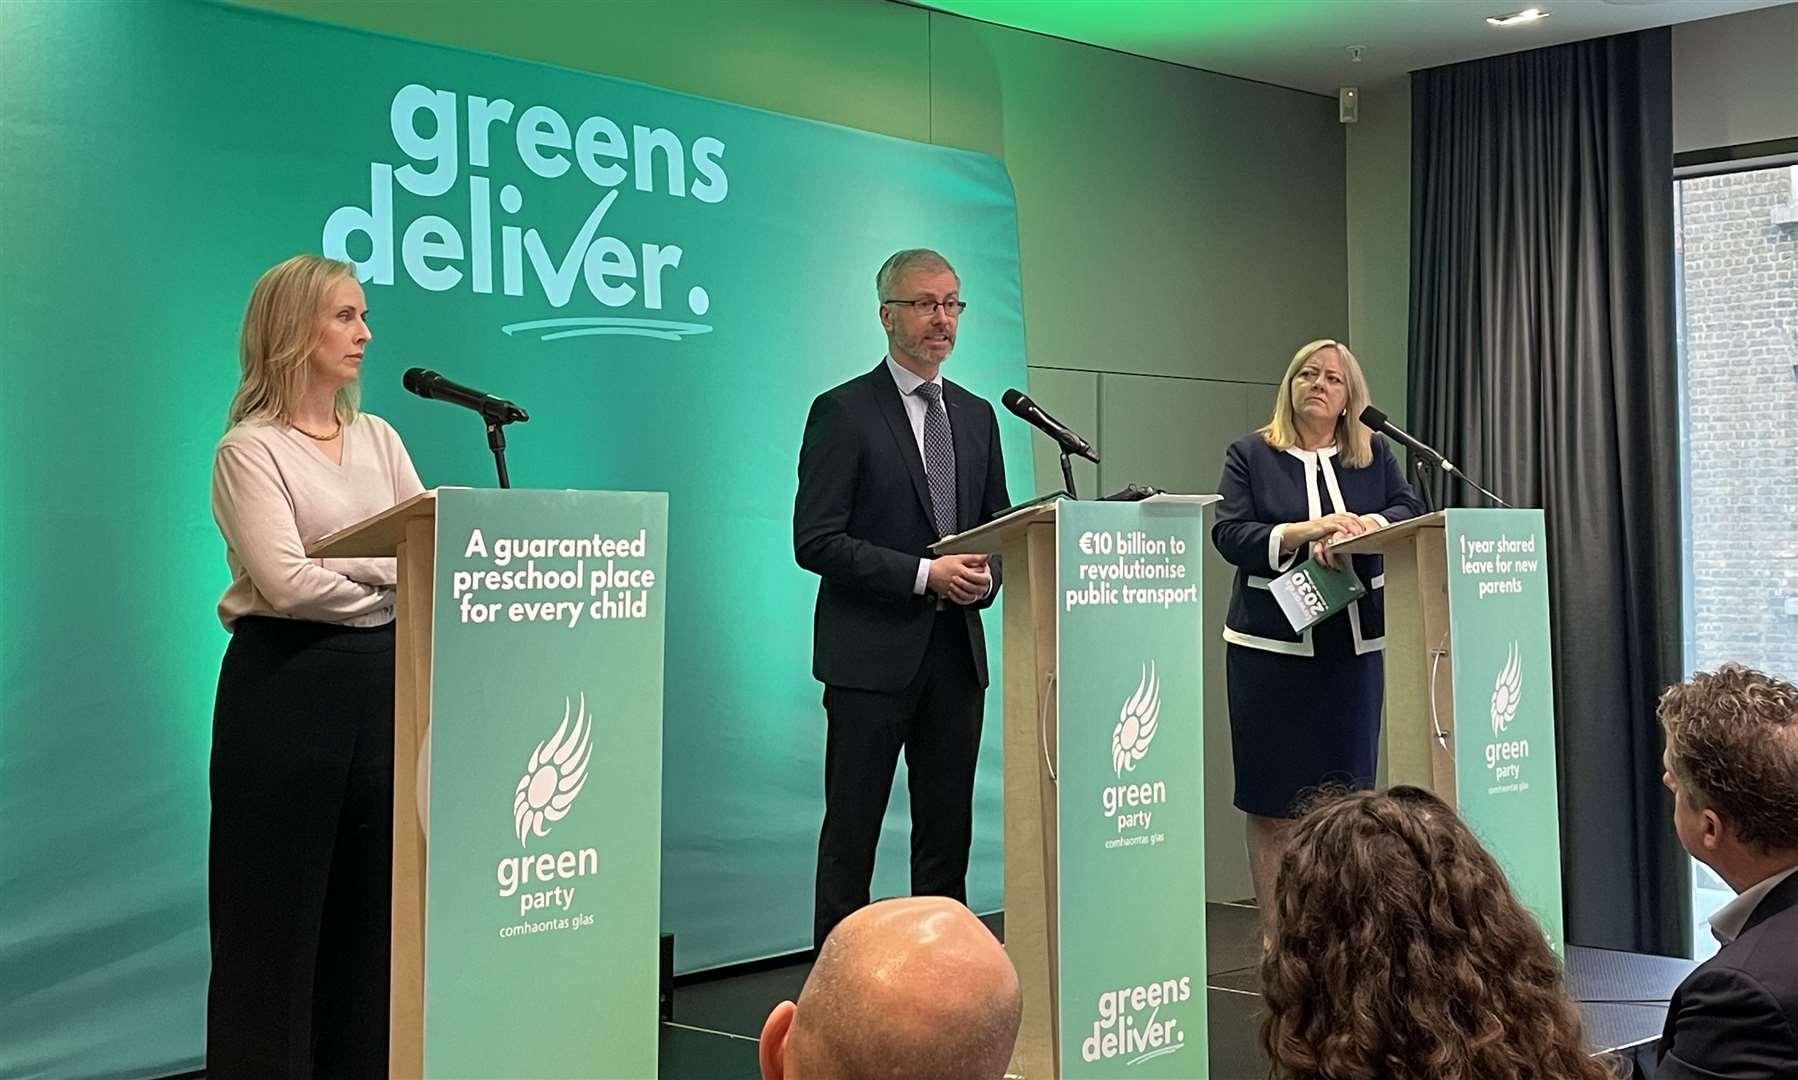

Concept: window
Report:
left=1674, top=161, right=1798, bottom=960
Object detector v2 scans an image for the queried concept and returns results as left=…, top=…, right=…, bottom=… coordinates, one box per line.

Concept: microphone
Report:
left=1358, top=405, right=1512, bottom=508
left=403, top=368, right=529, bottom=424
left=1359, top=405, right=1450, bottom=469
left=1002, top=389, right=1099, bottom=463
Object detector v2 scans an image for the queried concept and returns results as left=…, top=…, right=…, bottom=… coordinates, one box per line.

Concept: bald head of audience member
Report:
left=759, top=897, right=1021, bottom=1080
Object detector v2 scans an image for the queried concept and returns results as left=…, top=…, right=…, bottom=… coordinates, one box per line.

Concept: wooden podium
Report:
left=938, top=500, right=1062, bottom=1076
left=939, top=495, right=1213, bottom=1079
left=312, top=489, right=441, bottom=1076
left=311, top=487, right=668, bottom=1078
left=1328, top=511, right=1458, bottom=799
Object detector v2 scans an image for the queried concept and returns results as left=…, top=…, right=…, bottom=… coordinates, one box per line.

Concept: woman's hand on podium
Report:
left=1311, top=515, right=1387, bottom=568
left=1280, top=512, right=1363, bottom=556
left=1310, top=513, right=1376, bottom=569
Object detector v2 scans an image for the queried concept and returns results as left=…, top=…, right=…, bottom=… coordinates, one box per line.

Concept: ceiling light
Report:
left=1487, top=7, right=1550, bottom=26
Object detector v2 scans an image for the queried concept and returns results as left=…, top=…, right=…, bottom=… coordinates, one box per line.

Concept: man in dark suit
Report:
left=794, top=248, right=1009, bottom=947
left=1650, top=665, right=1798, bottom=1079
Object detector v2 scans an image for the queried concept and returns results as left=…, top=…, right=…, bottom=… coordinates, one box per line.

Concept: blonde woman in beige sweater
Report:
left=208, top=254, right=422, bottom=1079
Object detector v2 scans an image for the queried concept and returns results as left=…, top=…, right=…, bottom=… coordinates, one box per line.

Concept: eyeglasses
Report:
left=883, top=297, right=968, bottom=316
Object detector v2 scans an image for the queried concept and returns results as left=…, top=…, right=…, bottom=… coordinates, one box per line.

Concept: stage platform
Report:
left=166, top=900, right=1692, bottom=1078
left=655, top=901, right=1695, bottom=1080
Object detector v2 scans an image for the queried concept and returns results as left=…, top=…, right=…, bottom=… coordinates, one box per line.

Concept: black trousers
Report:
left=208, top=616, right=394, bottom=1079
left=813, top=608, right=984, bottom=947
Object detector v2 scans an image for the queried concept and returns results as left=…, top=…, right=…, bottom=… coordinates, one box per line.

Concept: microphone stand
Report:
left=1060, top=450, right=1079, bottom=500
left=1452, top=467, right=1512, bottom=509
left=1412, top=457, right=1438, bottom=514
left=477, top=401, right=527, bottom=489
left=486, top=419, right=513, bottom=489
left=1434, top=457, right=1511, bottom=509
left=1414, top=451, right=1510, bottom=509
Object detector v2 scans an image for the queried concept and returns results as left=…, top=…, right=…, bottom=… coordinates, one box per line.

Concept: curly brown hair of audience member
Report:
left=1259, top=786, right=1618, bottom=1080
left=1658, top=664, right=1798, bottom=853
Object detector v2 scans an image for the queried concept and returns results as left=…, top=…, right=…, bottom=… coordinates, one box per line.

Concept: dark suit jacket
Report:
left=1655, top=869, right=1798, bottom=1079
left=794, top=361, right=1008, bottom=693
left=1211, top=432, right=1426, bottom=652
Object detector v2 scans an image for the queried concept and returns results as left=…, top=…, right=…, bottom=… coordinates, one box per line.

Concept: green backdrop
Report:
left=237, top=0, right=1359, bottom=942
left=0, top=3, right=1030, bottom=1076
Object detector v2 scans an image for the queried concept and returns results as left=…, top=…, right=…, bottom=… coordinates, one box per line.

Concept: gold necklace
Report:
left=291, top=417, right=342, bottom=441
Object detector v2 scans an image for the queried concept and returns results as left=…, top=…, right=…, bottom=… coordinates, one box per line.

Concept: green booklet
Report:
left=1269, top=555, right=1367, bottom=632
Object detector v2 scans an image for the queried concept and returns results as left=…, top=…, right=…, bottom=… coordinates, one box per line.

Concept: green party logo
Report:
left=1101, top=663, right=1169, bottom=846
left=1110, top=663, right=1160, bottom=777
left=1490, top=642, right=1522, bottom=736
left=496, top=695, right=600, bottom=918
left=322, top=82, right=728, bottom=341
left=512, top=694, right=594, bottom=844
left=1485, top=643, right=1532, bottom=782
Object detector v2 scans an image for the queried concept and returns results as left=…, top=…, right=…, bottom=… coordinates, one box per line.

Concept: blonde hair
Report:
left=1259, top=339, right=1374, bottom=468
left=226, top=254, right=362, bottom=429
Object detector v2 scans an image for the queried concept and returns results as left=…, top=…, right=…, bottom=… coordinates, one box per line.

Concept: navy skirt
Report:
left=1225, top=610, right=1383, bottom=819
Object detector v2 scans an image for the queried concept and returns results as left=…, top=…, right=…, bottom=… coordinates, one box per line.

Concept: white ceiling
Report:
left=920, top=0, right=1796, bottom=96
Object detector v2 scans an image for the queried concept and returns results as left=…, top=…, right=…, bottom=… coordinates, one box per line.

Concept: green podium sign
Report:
left=425, top=488, right=667, bottom=1078
left=1056, top=499, right=1210, bottom=1078
left=1334, top=507, right=1565, bottom=956
left=1443, top=508, right=1564, bottom=953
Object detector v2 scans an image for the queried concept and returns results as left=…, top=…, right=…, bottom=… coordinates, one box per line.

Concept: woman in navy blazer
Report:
left=1211, top=339, right=1426, bottom=932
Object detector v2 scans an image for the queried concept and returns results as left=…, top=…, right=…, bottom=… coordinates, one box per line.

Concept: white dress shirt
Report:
left=1709, top=864, right=1798, bottom=945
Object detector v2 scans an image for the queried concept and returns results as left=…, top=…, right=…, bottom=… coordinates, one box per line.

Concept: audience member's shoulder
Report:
left=1717, top=890, right=1798, bottom=987
left=1672, top=954, right=1796, bottom=1049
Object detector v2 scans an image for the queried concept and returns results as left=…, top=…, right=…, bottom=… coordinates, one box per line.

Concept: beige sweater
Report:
left=212, top=414, right=424, bottom=630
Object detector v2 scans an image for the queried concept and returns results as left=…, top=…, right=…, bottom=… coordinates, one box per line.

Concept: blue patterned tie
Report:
left=914, top=381, right=957, bottom=537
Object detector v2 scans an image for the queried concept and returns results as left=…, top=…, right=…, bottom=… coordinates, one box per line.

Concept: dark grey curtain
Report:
left=1409, top=29, right=1688, bottom=955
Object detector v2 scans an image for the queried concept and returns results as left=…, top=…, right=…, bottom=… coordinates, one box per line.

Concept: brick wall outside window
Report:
left=1676, top=166, right=1798, bottom=681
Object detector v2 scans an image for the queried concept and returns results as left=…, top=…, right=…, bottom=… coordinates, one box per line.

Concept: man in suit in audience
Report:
left=758, top=896, right=1021, bottom=1080
left=1651, top=664, right=1798, bottom=1079
left=793, top=248, right=1009, bottom=948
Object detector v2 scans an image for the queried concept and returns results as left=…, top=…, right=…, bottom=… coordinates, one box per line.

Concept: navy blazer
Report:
left=1211, top=432, right=1426, bottom=655
left=1653, top=870, right=1798, bottom=1080
left=793, top=362, right=1008, bottom=693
